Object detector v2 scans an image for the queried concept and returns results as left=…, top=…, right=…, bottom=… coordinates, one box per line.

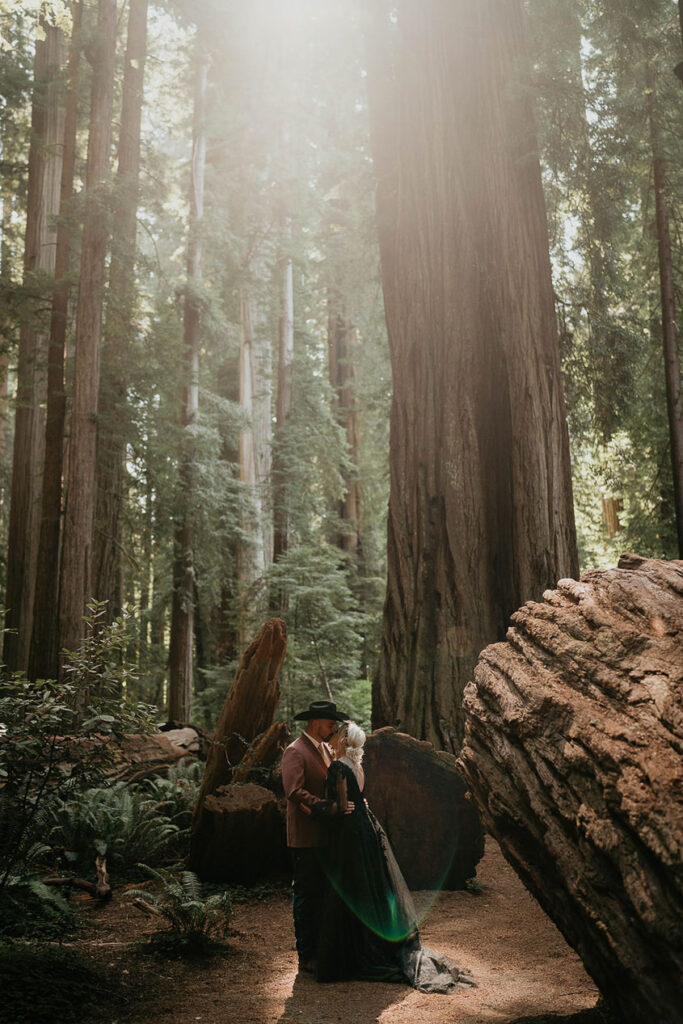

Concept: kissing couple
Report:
left=281, top=700, right=475, bottom=992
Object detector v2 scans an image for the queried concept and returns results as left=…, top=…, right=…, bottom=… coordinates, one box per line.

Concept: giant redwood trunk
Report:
left=367, top=0, right=578, bottom=750
left=94, top=0, right=149, bottom=620
left=30, top=2, right=83, bottom=682
left=58, top=0, right=117, bottom=661
left=4, top=23, right=64, bottom=673
left=459, top=554, right=683, bottom=1024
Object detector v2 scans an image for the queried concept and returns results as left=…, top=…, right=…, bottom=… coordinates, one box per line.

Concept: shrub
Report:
left=0, top=605, right=156, bottom=930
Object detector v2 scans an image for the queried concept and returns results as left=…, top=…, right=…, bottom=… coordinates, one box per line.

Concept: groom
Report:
left=281, top=699, right=350, bottom=973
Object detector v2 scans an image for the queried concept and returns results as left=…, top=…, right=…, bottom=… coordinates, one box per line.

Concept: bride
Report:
left=315, top=722, right=474, bottom=993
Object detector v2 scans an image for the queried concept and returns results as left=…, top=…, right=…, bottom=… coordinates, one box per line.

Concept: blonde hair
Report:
left=339, top=721, right=365, bottom=766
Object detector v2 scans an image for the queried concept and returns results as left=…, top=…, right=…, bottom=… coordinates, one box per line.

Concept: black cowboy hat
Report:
left=293, top=700, right=350, bottom=722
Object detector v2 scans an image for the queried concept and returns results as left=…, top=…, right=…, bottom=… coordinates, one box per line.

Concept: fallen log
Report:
left=458, top=554, right=683, bottom=1024
left=363, top=727, right=484, bottom=889
left=189, top=619, right=287, bottom=875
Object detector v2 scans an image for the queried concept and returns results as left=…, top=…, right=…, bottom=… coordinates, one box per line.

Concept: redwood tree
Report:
left=29, top=2, right=83, bottom=682
left=94, top=0, right=149, bottom=617
left=58, top=0, right=117, bottom=660
left=368, top=0, right=579, bottom=750
left=4, top=22, right=63, bottom=673
left=167, top=33, right=208, bottom=722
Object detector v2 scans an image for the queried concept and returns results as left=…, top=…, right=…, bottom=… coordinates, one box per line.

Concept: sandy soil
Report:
left=78, top=837, right=600, bottom=1024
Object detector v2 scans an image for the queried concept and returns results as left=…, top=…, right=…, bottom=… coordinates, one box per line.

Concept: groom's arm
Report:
left=281, top=746, right=335, bottom=816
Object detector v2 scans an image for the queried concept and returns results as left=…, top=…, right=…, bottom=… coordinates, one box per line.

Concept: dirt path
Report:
left=82, top=838, right=599, bottom=1024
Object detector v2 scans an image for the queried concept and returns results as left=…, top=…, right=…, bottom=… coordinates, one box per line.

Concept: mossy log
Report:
left=459, top=554, right=683, bottom=1024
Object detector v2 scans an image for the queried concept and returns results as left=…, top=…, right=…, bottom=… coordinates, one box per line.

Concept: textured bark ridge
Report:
left=459, top=555, right=683, bottom=1024
left=189, top=619, right=287, bottom=877
left=364, top=727, right=484, bottom=889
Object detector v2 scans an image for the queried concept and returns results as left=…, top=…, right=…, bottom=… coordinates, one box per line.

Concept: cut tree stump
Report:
left=458, top=554, right=683, bottom=1024
left=189, top=782, right=288, bottom=883
left=363, top=727, right=484, bottom=889
left=189, top=619, right=287, bottom=876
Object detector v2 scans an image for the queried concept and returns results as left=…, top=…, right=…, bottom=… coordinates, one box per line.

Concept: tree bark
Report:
left=646, top=65, right=683, bottom=557
left=168, top=35, right=208, bottom=722
left=459, top=554, right=683, bottom=1024
left=366, top=0, right=578, bottom=751
left=29, top=1, right=83, bottom=682
left=58, top=0, right=117, bottom=662
left=93, top=0, right=149, bottom=620
left=231, top=720, right=290, bottom=782
left=4, top=22, right=64, bottom=673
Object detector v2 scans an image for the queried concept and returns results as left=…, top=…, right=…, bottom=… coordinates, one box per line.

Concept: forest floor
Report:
left=74, top=838, right=604, bottom=1024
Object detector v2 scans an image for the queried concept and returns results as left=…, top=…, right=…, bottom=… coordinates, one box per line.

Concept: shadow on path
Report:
left=511, top=1002, right=616, bottom=1024
left=277, top=972, right=410, bottom=1024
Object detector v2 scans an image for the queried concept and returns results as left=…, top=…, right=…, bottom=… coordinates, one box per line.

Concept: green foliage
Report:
left=0, top=607, right=155, bottom=919
left=142, top=757, right=203, bottom=829
left=126, top=864, right=232, bottom=955
left=0, top=845, right=76, bottom=939
left=528, top=0, right=682, bottom=566
left=45, top=782, right=180, bottom=881
left=267, top=540, right=367, bottom=721
left=0, top=941, right=111, bottom=1024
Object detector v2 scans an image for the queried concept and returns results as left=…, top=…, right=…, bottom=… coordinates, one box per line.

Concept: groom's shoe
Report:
left=298, top=959, right=315, bottom=973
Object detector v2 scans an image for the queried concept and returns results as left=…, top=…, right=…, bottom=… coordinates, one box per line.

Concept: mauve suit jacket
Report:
left=281, top=733, right=332, bottom=847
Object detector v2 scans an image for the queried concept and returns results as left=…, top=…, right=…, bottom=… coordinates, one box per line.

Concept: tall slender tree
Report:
left=58, top=0, right=117, bottom=661
left=167, top=31, right=208, bottom=722
left=646, top=63, right=683, bottom=555
left=327, top=290, right=361, bottom=554
left=4, top=21, right=64, bottom=673
left=94, top=0, right=149, bottom=617
left=367, top=0, right=579, bottom=750
left=29, top=1, right=83, bottom=681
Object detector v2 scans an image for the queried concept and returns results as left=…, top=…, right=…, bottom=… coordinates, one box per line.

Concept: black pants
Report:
left=290, top=847, right=326, bottom=964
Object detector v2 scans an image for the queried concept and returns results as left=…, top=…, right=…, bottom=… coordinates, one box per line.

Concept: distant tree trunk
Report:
left=646, top=65, right=683, bottom=557
left=367, top=0, right=578, bottom=751
left=4, top=23, right=64, bottom=673
left=29, top=2, right=83, bottom=682
left=674, top=1, right=683, bottom=82
left=167, top=37, right=208, bottom=722
left=271, top=254, right=294, bottom=569
left=327, top=289, right=361, bottom=553
left=93, top=0, right=149, bottom=621
left=237, top=292, right=272, bottom=638
left=58, top=0, right=117, bottom=661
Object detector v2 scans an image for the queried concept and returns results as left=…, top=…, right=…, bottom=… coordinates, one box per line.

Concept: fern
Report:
left=46, top=783, right=179, bottom=878
left=126, top=864, right=232, bottom=954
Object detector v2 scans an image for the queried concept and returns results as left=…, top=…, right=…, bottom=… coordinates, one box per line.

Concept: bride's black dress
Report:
left=315, top=759, right=474, bottom=992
